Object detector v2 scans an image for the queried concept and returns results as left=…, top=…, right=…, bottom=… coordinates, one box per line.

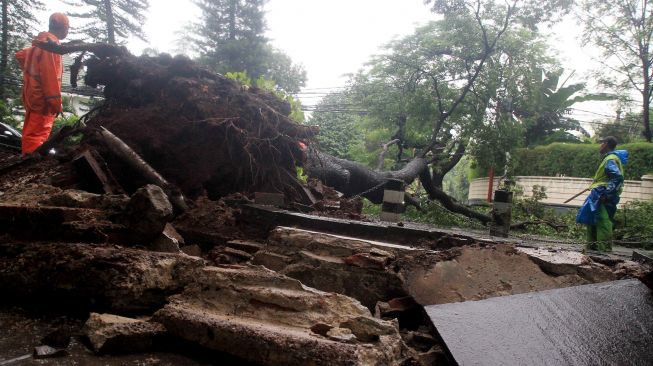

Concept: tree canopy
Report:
left=578, top=0, right=653, bottom=142
left=0, top=0, right=44, bottom=99
left=64, top=0, right=150, bottom=44
left=308, top=0, right=583, bottom=221
left=187, top=0, right=306, bottom=93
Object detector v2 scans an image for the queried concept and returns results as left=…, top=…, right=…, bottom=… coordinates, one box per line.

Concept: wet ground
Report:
left=426, top=279, right=653, bottom=366
left=0, top=308, right=205, bottom=366
left=0, top=306, right=259, bottom=366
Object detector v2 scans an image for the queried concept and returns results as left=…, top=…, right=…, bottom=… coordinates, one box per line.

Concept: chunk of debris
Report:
left=153, top=265, right=409, bottom=366
left=263, top=227, right=408, bottom=309
left=39, top=189, right=129, bottom=211
left=225, top=240, right=265, bottom=254
left=339, top=316, right=398, bottom=342
left=208, top=246, right=253, bottom=264
left=180, top=244, right=202, bottom=257
left=150, top=223, right=184, bottom=253
left=0, top=243, right=204, bottom=312
left=41, top=327, right=73, bottom=349
left=33, top=345, right=68, bottom=359
left=83, top=313, right=166, bottom=354
left=517, top=247, right=590, bottom=276
left=326, top=327, right=357, bottom=343
left=375, top=297, right=423, bottom=329
left=123, top=184, right=173, bottom=244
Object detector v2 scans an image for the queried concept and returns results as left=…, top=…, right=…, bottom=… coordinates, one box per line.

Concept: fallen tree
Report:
left=36, top=36, right=494, bottom=224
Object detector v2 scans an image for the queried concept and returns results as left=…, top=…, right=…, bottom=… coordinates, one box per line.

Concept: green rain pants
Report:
left=586, top=204, right=613, bottom=252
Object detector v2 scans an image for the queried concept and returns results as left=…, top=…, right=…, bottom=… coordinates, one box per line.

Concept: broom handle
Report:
left=564, top=188, right=589, bottom=204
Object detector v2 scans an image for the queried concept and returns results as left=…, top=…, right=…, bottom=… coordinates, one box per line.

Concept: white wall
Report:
left=469, top=175, right=653, bottom=207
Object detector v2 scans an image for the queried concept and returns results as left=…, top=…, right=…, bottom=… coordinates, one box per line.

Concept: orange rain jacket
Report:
left=15, top=32, right=63, bottom=115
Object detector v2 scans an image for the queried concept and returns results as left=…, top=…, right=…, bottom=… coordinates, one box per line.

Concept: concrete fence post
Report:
left=642, top=175, right=653, bottom=201
left=380, top=179, right=405, bottom=222
left=490, top=189, right=513, bottom=237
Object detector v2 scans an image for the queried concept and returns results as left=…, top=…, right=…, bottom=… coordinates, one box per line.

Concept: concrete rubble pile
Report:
left=1, top=163, right=651, bottom=364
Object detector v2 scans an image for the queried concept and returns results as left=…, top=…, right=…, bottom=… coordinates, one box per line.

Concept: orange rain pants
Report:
left=21, top=111, right=56, bottom=154
left=15, top=32, right=63, bottom=154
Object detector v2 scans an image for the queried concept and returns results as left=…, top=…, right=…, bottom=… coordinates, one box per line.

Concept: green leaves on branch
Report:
left=225, top=71, right=304, bottom=123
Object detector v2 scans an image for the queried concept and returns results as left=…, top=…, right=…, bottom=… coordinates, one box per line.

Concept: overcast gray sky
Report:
left=38, top=0, right=616, bottom=126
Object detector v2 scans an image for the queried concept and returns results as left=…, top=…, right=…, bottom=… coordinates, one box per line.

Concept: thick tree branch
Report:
left=419, top=167, right=491, bottom=224
left=377, top=139, right=401, bottom=170
left=34, top=40, right=129, bottom=58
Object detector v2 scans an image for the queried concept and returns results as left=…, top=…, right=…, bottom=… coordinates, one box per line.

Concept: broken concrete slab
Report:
left=517, top=247, right=590, bottom=275
left=326, top=327, right=357, bottom=343
left=0, top=243, right=204, bottom=312
left=83, top=313, right=166, bottom=354
left=339, top=316, right=397, bottom=342
left=263, top=227, right=409, bottom=309
left=252, top=250, right=292, bottom=271
left=39, top=189, right=129, bottom=211
left=517, top=247, right=620, bottom=283
left=153, top=265, right=409, bottom=366
left=0, top=204, right=126, bottom=243
left=240, top=204, right=487, bottom=249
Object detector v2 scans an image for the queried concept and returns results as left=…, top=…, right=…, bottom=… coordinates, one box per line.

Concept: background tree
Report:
left=64, top=0, right=149, bottom=44
left=311, top=92, right=365, bottom=160
left=0, top=0, right=44, bottom=100
left=594, top=110, right=649, bottom=143
left=578, top=0, right=653, bottom=142
left=188, top=0, right=306, bottom=93
left=512, top=69, right=613, bottom=146
left=307, top=0, right=574, bottom=222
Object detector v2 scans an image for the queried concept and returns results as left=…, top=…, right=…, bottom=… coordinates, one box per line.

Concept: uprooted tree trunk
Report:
left=305, top=148, right=492, bottom=224
left=36, top=40, right=492, bottom=224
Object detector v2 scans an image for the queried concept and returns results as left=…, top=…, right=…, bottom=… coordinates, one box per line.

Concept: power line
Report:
left=568, top=108, right=617, bottom=119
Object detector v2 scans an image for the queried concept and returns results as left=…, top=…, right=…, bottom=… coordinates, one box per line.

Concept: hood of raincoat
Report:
left=32, top=32, right=60, bottom=47
left=609, top=149, right=628, bottom=165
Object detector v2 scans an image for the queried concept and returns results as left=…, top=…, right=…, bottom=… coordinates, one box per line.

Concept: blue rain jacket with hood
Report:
left=576, top=149, right=629, bottom=225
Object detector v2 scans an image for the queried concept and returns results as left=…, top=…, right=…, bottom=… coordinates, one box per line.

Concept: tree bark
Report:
left=419, top=168, right=492, bottom=224
left=376, top=139, right=400, bottom=170
left=34, top=40, right=128, bottom=58
left=228, top=0, right=237, bottom=40
left=104, top=0, right=116, bottom=45
left=0, top=0, right=9, bottom=99
left=643, top=63, right=652, bottom=142
left=306, top=149, right=428, bottom=204
left=95, top=127, right=188, bottom=214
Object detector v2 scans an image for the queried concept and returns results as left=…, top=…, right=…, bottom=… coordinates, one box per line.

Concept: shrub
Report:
left=472, top=142, right=653, bottom=180
left=616, top=200, right=653, bottom=249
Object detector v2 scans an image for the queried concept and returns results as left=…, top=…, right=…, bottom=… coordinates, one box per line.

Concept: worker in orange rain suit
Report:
left=15, top=13, right=69, bottom=155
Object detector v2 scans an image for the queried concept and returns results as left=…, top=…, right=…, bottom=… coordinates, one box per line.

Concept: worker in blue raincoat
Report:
left=576, top=136, right=628, bottom=251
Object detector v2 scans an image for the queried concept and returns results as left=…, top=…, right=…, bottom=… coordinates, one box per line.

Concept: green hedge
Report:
left=472, top=142, right=653, bottom=181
